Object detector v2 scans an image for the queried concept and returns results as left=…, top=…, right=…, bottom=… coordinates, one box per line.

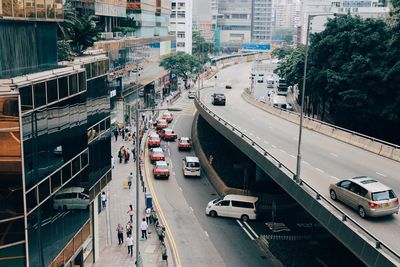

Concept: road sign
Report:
left=242, top=43, right=271, bottom=51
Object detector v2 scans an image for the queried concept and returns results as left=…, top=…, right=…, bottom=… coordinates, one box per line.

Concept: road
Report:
left=199, top=62, right=400, bottom=260
left=146, top=93, right=276, bottom=266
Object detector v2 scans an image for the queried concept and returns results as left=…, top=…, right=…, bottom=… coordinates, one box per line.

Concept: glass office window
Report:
left=26, top=0, right=35, bottom=18
left=2, top=0, right=13, bottom=16
left=34, top=82, right=46, bottom=108
left=85, top=64, right=91, bottom=80
left=72, top=157, right=80, bottom=176
left=62, top=163, right=71, bottom=182
left=46, top=0, right=55, bottom=19
left=15, top=0, right=25, bottom=17
left=36, top=0, right=45, bottom=18
left=51, top=171, right=62, bottom=193
left=20, top=85, right=33, bottom=111
left=58, top=76, right=69, bottom=99
left=81, top=151, right=88, bottom=168
left=69, top=74, right=78, bottom=95
left=47, top=79, right=58, bottom=103
left=79, top=72, right=87, bottom=92
left=38, top=180, right=50, bottom=203
left=26, top=188, right=38, bottom=211
left=54, top=0, right=63, bottom=19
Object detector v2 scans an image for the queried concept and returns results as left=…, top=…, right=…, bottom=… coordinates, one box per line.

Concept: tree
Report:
left=160, top=52, right=202, bottom=89
left=192, top=31, right=215, bottom=63
left=57, top=40, right=74, bottom=61
left=272, top=29, right=295, bottom=44
left=271, top=46, right=295, bottom=60
left=68, top=15, right=100, bottom=55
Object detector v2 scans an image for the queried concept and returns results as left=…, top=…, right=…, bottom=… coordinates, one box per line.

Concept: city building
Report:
left=169, top=0, right=193, bottom=54
left=127, top=0, right=172, bottom=38
left=298, top=0, right=390, bottom=44
left=251, top=0, right=273, bottom=42
left=0, top=2, right=111, bottom=267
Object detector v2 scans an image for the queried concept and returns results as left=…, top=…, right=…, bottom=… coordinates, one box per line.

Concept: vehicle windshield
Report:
left=187, top=162, right=200, bottom=168
left=371, top=190, right=396, bottom=201
left=150, top=136, right=159, bottom=140
left=157, top=164, right=168, bottom=170
left=212, top=197, right=223, bottom=204
left=214, top=94, right=224, bottom=97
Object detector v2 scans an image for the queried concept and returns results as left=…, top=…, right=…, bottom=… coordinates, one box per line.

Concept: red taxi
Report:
left=161, top=112, right=174, bottom=123
left=159, top=128, right=177, bottom=141
left=178, top=137, right=192, bottom=151
left=149, top=147, right=165, bottom=163
left=148, top=133, right=161, bottom=147
left=153, top=161, right=170, bottom=179
left=156, top=119, right=168, bottom=130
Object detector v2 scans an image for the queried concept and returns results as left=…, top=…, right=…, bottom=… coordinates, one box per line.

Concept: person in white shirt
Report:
left=140, top=218, right=148, bottom=239
left=145, top=207, right=151, bottom=225
left=126, top=234, right=134, bottom=257
left=101, top=192, right=106, bottom=209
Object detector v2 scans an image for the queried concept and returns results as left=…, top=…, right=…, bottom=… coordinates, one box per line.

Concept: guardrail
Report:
left=243, top=89, right=400, bottom=162
left=195, top=97, right=400, bottom=266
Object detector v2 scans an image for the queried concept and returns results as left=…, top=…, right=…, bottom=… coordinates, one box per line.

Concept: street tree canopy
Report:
left=160, top=52, right=202, bottom=89
left=192, top=31, right=215, bottom=63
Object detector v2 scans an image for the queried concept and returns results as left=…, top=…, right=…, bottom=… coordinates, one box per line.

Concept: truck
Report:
left=277, top=78, right=288, bottom=96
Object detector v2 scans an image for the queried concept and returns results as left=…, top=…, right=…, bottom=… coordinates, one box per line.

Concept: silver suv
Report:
left=329, top=176, right=399, bottom=218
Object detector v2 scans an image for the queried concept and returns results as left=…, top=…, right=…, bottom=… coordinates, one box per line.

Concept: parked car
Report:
left=161, top=112, right=173, bottom=123
left=153, top=161, right=170, bottom=179
left=225, top=84, right=232, bottom=89
left=148, top=133, right=161, bottom=147
left=182, top=156, right=201, bottom=177
left=212, top=93, right=226, bottom=106
left=149, top=147, right=165, bottom=163
left=205, top=194, right=258, bottom=221
left=53, top=187, right=89, bottom=211
left=159, top=128, right=177, bottom=141
left=329, top=176, right=399, bottom=218
left=156, top=119, right=168, bottom=130
left=178, top=137, right=192, bottom=151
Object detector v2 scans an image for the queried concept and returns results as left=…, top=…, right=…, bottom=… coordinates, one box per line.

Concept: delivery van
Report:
left=205, top=194, right=258, bottom=221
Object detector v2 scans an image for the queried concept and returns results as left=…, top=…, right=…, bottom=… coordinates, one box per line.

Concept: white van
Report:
left=53, top=187, right=89, bottom=211
left=205, top=194, right=258, bottom=221
left=182, top=156, right=201, bottom=177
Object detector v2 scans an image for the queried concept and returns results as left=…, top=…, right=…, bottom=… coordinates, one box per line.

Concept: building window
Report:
left=177, top=42, right=185, bottom=47
left=33, top=82, right=46, bottom=108
left=47, top=79, right=58, bottom=103
left=20, top=85, right=33, bottom=111
left=69, top=74, right=78, bottom=95
left=58, top=76, right=69, bottom=99
left=177, top=31, right=185, bottom=38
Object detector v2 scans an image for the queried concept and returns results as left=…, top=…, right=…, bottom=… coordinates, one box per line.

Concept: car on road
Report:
left=182, top=156, right=201, bottom=177
left=153, top=161, right=170, bottom=179
left=156, top=119, right=168, bottom=130
left=188, top=91, right=196, bottom=99
left=149, top=147, right=165, bottom=163
left=225, top=84, right=232, bottom=89
left=287, top=103, right=295, bottom=112
left=178, top=137, right=192, bottom=151
left=53, top=187, right=89, bottom=211
left=159, top=128, right=177, bottom=141
left=205, top=194, right=258, bottom=221
left=329, top=176, right=399, bottom=218
left=212, top=93, right=226, bottom=106
left=148, top=133, right=161, bottom=147
left=161, top=112, right=173, bottom=123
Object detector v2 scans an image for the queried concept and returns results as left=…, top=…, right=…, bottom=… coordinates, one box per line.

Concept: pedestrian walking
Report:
left=145, top=207, right=151, bottom=225
left=116, top=224, right=124, bottom=245
left=140, top=218, right=148, bottom=239
left=127, top=205, right=135, bottom=223
left=124, top=149, right=130, bottom=163
left=113, top=129, right=118, bottom=141
left=131, top=147, right=136, bottom=162
left=111, top=155, right=115, bottom=169
left=126, top=221, right=132, bottom=236
left=101, top=192, right=106, bottom=209
left=121, top=129, right=125, bottom=141
left=127, top=172, right=133, bottom=189
left=126, top=234, right=134, bottom=257
left=118, top=146, right=125, bottom=163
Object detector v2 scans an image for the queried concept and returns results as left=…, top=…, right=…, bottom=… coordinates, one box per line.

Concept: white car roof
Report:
left=152, top=147, right=163, bottom=153
left=223, top=194, right=258, bottom=202
left=150, top=133, right=160, bottom=138
left=55, top=187, right=85, bottom=195
left=185, top=156, right=199, bottom=163
left=156, top=161, right=168, bottom=166
left=158, top=119, right=167, bottom=123
left=180, top=137, right=190, bottom=141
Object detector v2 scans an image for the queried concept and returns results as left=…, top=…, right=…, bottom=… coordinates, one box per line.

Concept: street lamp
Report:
left=295, top=13, right=346, bottom=183
left=134, top=106, right=182, bottom=264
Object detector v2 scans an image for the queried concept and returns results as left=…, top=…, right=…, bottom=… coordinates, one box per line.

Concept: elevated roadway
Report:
left=196, top=62, right=400, bottom=266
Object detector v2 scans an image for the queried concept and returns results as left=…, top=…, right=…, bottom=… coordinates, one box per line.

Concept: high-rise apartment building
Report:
left=251, top=0, right=273, bottom=42
left=170, top=0, right=193, bottom=54
left=0, top=2, right=111, bottom=266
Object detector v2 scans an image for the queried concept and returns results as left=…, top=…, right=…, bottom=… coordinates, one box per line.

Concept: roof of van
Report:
left=185, top=156, right=199, bottom=162
left=55, top=187, right=85, bottom=194
left=224, top=194, right=258, bottom=202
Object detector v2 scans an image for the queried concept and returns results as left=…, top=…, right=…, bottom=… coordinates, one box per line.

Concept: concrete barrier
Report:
left=366, top=141, right=383, bottom=154
left=333, top=130, right=353, bottom=143
left=319, top=124, right=334, bottom=136
left=392, top=149, right=400, bottom=161
left=379, top=145, right=394, bottom=159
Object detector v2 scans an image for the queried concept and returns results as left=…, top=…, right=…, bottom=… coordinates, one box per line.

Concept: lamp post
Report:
left=295, top=13, right=346, bottom=183
left=134, top=106, right=182, bottom=264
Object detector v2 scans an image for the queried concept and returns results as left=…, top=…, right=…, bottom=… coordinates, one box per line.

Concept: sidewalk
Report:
left=94, top=129, right=172, bottom=267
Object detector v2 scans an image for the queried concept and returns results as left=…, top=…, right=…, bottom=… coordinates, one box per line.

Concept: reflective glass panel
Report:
left=20, top=85, right=33, bottom=111
left=2, top=0, right=13, bottom=16
left=58, top=76, right=68, bottom=99
left=15, top=0, right=25, bottom=17
left=46, top=0, right=55, bottom=19
left=69, top=74, right=78, bottom=95
left=36, top=0, right=45, bottom=18
left=46, top=79, right=58, bottom=103
left=34, top=82, right=46, bottom=108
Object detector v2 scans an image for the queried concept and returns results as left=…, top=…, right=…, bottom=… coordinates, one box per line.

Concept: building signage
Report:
left=242, top=43, right=271, bottom=51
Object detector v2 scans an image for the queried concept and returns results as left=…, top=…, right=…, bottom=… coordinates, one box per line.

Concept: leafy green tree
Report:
left=271, top=46, right=295, bottom=60
left=272, top=29, right=295, bottom=44
left=68, top=15, right=100, bottom=55
left=57, top=40, right=74, bottom=61
left=160, top=52, right=202, bottom=89
left=192, top=31, right=215, bottom=63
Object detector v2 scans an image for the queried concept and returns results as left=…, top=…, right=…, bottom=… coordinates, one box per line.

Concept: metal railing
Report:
left=195, top=97, right=400, bottom=264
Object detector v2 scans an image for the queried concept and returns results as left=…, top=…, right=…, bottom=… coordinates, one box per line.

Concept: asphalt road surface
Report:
left=199, top=62, right=400, bottom=260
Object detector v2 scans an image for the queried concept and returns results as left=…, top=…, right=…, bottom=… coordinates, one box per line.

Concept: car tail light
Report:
left=368, top=202, right=381, bottom=208
left=394, top=198, right=399, bottom=206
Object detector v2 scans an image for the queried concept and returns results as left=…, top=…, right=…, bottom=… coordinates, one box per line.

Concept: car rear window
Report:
left=232, top=201, right=254, bottom=208
left=187, top=162, right=199, bottom=168
left=372, top=190, right=396, bottom=201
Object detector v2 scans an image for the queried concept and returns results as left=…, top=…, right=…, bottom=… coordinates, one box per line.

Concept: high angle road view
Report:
left=1, top=0, right=400, bottom=267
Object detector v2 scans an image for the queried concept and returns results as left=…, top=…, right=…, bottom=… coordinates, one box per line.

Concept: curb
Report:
left=191, top=112, right=245, bottom=197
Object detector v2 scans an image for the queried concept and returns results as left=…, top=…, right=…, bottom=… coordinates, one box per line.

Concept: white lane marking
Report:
left=189, top=206, right=194, bottom=212
left=315, top=168, right=324, bottom=173
left=168, top=150, right=171, bottom=157
left=303, top=161, right=310, bottom=166
left=280, top=149, right=286, bottom=154
left=330, top=153, right=339, bottom=158
left=243, top=221, right=259, bottom=239
left=236, top=220, right=254, bottom=241
left=376, top=172, right=387, bottom=177
left=204, top=231, right=209, bottom=238
left=271, top=145, right=277, bottom=148
left=170, top=160, right=173, bottom=169
left=179, top=187, right=183, bottom=191
left=330, top=175, right=339, bottom=180
left=289, top=154, right=296, bottom=159
left=256, top=136, right=261, bottom=140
